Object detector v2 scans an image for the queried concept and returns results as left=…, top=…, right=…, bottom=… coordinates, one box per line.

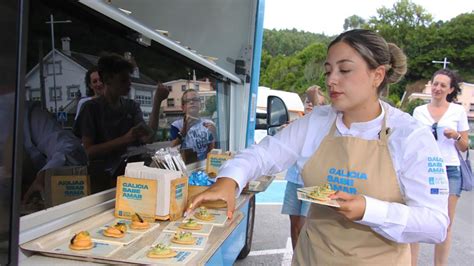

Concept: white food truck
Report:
left=1, top=0, right=290, bottom=264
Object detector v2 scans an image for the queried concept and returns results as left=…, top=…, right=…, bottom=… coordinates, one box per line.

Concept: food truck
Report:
left=1, top=0, right=290, bottom=264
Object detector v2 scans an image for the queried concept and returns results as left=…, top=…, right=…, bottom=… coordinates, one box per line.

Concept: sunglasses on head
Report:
left=432, top=122, right=438, bottom=140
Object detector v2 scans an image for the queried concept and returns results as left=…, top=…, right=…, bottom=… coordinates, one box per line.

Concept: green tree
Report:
left=263, top=29, right=331, bottom=56
left=403, top=99, right=425, bottom=115
left=365, top=0, right=433, bottom=49
left=260, top=9, right=474, bottom=102
left=260, top=42, right=327, bottom=94
left=201, top=95, right=216, bottom=117
left=343, top=15, right=366, bottom=31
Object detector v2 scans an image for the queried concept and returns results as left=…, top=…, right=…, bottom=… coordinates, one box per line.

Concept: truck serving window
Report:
left=21, top=0, right=232, bottom=215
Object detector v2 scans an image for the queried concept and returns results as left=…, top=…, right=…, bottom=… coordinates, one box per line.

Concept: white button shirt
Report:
left=218, top=102, right=449, bottom=244
left=413, top=103, right=469, bottom=166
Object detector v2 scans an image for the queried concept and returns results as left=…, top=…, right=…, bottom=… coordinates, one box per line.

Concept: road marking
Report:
left=256, top=202, right=283, bottom=205
left=248, top=237, right=293, bottom=264
left=282, top=237, right=293, bottom=265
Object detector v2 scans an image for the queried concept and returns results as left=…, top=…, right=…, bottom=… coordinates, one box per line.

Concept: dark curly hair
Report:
left=84, top=66, right=98, bottom=97
left=97, top=53, right=133, bottom=84
left=431, top=69, right=462, bottom=102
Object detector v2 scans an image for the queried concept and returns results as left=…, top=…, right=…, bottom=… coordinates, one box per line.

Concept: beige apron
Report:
left=292, top=116, right=410, bottom=266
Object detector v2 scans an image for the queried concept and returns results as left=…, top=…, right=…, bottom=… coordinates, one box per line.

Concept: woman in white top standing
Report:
left=412, top=69, right=469, bottom=266
left=188, top=29, right=449, bottom=265
left=75, top=67, right=104, bottom=120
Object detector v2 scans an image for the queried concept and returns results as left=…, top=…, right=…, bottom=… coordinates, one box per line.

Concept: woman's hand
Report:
left=329, top=191, right=366, bottom=221
left=306, top=86, right=318, bottom=105
left=443, top=128, right=459, bottom=140
left=154, top=83, right=170, bottom=103
left=186, top=177, right=238, bottom=219
left=203, top=121, right=217, bottom=136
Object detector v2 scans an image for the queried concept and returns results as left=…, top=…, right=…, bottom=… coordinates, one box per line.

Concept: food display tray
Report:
left=21, top=208, right=244, bottom=265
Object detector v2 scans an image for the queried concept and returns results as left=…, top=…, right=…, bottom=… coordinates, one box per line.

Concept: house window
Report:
left=194, top=83, right=199, bottom=91
left=135, top=89, right=152, bottom=106
left=45, top=60, right=62, bottom=76
left=199, top=96, right=205, bottom=111
left=67, top=85, right=81, bottom=100
left=30, top=88, right=41, bottom=101
left=181, top=85, right=187, bottom=91
left=167, top=86, right=172, bottom=92
left=167, top=98, right=175, bottom=107
left=470, top=103, right=474, bottom=112
left=49, top=87, right=62, bottom=101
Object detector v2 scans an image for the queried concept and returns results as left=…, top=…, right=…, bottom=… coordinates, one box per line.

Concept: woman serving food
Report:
left=188, top=29, right=449, bottom=265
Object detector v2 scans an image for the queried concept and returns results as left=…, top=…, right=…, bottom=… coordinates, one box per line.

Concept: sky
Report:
left=263, top=0, right=474, bottom=35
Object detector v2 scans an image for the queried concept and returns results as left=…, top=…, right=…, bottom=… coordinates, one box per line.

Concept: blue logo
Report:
left=428, top=176, right=447, bottom=185
left=430, top=188, right=439, bottom=194
left=429, top=177, right=435, bottom=185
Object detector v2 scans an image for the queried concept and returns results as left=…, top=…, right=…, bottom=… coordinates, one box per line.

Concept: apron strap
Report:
left=328, top=117, right=338, bottom=137
left=378, top=105, right=390, bottom=144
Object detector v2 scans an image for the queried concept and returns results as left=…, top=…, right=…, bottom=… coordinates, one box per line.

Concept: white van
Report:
left=257, top=86, right=304, bottom=121
left=254, top=86, right=303, bottom=143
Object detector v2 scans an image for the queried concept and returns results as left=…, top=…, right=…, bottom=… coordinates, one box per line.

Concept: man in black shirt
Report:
left=74, top=54, right=152, bottom=191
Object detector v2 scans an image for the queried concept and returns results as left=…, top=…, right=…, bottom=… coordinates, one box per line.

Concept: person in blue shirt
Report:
left=170, top=89, right=216, bottom=162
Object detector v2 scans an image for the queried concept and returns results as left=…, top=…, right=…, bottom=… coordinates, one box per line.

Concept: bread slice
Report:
left=147, top=249, right=178, bottom=259
left=194, top=213, right=215, bottom=221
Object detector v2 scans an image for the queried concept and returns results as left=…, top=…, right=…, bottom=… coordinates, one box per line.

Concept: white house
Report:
left=25, top=37, right=157, bottom=121
left=162, top=78, right=215, bottom=114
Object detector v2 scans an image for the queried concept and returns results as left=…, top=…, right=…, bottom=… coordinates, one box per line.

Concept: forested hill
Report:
left=259, top=0, right=474, bottom=107
left=263, top=29, right=332, bottom=56
left=260, top=29, right=332, bottom=95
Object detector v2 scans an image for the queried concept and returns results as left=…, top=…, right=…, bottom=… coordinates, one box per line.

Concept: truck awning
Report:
left=79, top=0, right=241, bottom=84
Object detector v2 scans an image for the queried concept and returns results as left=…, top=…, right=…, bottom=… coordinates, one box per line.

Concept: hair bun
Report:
left=386, top=43, right=407, bottom=84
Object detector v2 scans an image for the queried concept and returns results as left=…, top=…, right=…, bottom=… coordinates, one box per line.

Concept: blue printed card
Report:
left=90, top=228, right=142, bottom=246
left=153, top=232, right=208, bottom=250
left=52, top=241, right=122, bottom=257
left=101, top=218, right=160, bottom=234
left=128, top=246, right=197, bottom=265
